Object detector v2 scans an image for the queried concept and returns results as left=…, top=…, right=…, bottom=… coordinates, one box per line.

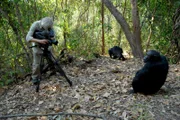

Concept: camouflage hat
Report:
left=40, top=17, right=53, bottom=30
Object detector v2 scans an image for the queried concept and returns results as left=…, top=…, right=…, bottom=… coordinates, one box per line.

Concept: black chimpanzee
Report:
left=132, top=50, right=169, bottom=95
left=108, top=46, right=126, bottom=61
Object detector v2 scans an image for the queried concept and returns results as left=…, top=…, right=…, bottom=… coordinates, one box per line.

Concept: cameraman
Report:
left=26, top=17, right=54, bottom=85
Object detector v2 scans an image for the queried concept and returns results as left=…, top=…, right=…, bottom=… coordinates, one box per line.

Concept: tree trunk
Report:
left=145, top=26, right=152, bottom=52
left=102, top=0, right=144, bottom=58
left=101, top=0, right=105, bottom=55
left=117, top=0, right=127, bottom=46
left=61, top=0, right=68, bottom=48
left=172, top=7, right=180, bottom=62
left=131, top=0, right=144, bottom=58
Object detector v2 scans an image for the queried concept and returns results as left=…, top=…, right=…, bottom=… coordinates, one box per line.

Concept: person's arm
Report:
left=26, top=21, right=48, bottom=44
left=29, top=38, right=49, bottom=44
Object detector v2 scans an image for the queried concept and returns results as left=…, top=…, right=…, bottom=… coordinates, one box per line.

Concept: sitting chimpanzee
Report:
left=108, top=46, right=126, bottom=60
left=132, top=50, right=169, bottom=95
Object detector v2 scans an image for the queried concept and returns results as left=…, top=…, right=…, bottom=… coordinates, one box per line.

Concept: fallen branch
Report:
left=0, top=112, right=107, bottom=120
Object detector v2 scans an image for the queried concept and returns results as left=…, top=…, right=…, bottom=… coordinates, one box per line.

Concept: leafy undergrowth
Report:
left=0, top=56, right=179, bottom=120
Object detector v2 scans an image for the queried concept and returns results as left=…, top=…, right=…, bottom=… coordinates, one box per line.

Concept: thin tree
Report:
left=101, top=0, right=105, bottom=55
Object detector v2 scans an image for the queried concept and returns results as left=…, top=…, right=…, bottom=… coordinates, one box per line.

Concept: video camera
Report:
left=33, top=29, right=58, bottom=48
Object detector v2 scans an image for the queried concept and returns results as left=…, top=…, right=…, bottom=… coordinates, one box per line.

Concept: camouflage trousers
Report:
left=31, top=45, right=52, bottom=80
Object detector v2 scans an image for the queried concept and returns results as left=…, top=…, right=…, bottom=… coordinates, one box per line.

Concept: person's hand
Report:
left=38, top=39, right=49, bottom=44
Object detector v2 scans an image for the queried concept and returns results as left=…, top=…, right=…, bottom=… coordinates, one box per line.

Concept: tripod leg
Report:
left=47, top=52, right=72, bottom=86
left=36, top=81, right=40, bottom=92
left=54, top=62, right=72, bottom=86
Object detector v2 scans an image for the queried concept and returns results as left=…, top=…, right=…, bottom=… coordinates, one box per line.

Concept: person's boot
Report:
left=32, top=78, right=40, bottom=85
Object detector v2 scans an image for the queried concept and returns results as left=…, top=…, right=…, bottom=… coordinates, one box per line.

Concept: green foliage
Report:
left=131, top=103, right=154, bottom=120
left=67, top=22, right=102, bottom=58
left=139, top=0, right=177, bottom=55
left=0, top=72, right=14, bottom=87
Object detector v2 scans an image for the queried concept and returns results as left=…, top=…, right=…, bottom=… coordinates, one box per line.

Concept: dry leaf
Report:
left=54, top=107, right=61, bottom=112
left=38, top=101, right=44, bottom=105
left=102, top=92, right=111, bottom=98
left=40, top=116, right=48, bottom=120
left=72, top=104, right=81, bottom=111
left=92, top=103, right=102, bottom=109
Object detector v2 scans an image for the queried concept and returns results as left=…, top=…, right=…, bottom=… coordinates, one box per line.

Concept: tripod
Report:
left=35, top=45, right=72, bottom=92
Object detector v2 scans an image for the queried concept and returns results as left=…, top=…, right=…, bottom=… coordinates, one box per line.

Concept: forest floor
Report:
left=0, top=56, right=180, bottom=120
